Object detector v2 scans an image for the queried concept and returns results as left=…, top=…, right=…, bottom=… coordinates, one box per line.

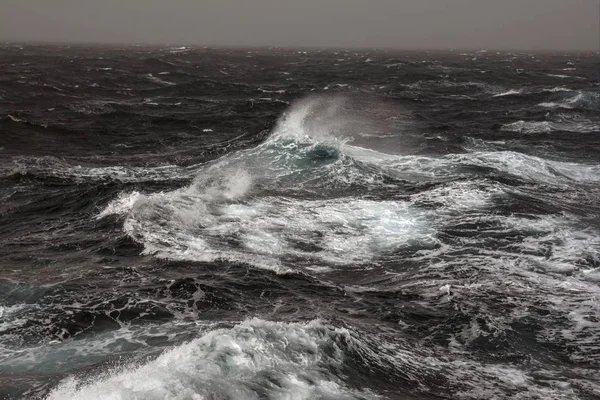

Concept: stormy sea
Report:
left=0, top=44, right=599, bottom=400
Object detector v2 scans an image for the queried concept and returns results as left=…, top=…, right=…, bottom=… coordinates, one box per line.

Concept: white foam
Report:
left=0, top=304, right=31, bottom=334
left=501, top=121, right=554, bottom=134
left=106, top=97, right=598, bottom=277
left=539, top=102, right=572, bottom=109
left=500, top=120, right=598, bottom=134
left=543, top=87, right=571, bottom=93
left=97, top=191, right=142, bottom=219
left=493, top=89, right=523, bottom=97
left=5, top=157, right=199, bottom=183
left=46, top=319, right=373, bottom=400
left=168, top=46, right=191, bottom=54
left=451, top=151, right=600, bottom=184
left=539, top=91, right=597, bottom=110
left=397, top=206, right=600, bottom=374
left=145, top=73, right=175, bottom=86
left=411, top=180, right=504, bottom=212
left=124, top=187, right=433, bottom=269
left=7, top=114, right=24, bottom=123
left=2, top=321, right=195, bottom=375
left=258, top=88, right=286, bottom=94
left=70, top=165, right=196, bottom=183
left=346, top=147, right=600, bottom=185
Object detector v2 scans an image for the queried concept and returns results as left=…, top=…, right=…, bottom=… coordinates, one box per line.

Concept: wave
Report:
left=543, top=87, right=571, bottom=93
left=346, top=146, right=600, bottom=185
left=95, top=97, right=427, bottom=268
left=402, top=80, right=501, bottom=96
left=539, top=90, right=600, bottom=110
left=46, top=316, right=598, bottom=399
left=450, top=151, right=600, bottom=183
left=96, top=96, right=600, bottom=271
left=545, top=73, right=585, bottom=80
left=501, top=119, right=599, bottom=134
left=47, top=319, right=377, bottom=400
left=501, top=120, right=554, bottom=133
left=1, top=317, right=191, bottom=376
left=121, top=193, right=434, bottom=271
left=0, top=113, right=49, bottom=129
left=92, top=191, right=600, bottom=397
left=1, top=157, right=198, bottom=183
left=489, top=88, right=599, bottom=111
left=145, top=73, right=175, bottom=86
left=492, top=89, right=523, bottom=97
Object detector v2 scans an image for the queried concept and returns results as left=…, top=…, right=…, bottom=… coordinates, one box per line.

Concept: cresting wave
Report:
left=95, top=97, right=600, bottom=393
left=0, top=156, right=199, bottom=183
left=500, top=119, right=599, bottom=134
left=99, top=96, right=600, bottom=272
left=46, top=315, right=600, bottom=400
left=538, top=90, right=600, bottom=110
left=4, top=47, right=600, bottom=400
left=46, top=319, right=377, bottom=400
left=43, top=94, right=600, bottom=399
left=102, top=96, right=434, bottom=271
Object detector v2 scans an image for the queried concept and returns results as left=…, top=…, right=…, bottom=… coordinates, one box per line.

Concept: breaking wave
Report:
left=539, top=90, right=600, bottom=110
left=501, top=119, right=599, bottom=134
left=46, top=319, right=377, bottom=400
left=47, top=316, right=599, bottom=400
left=96, top=96, right=600, bottom=272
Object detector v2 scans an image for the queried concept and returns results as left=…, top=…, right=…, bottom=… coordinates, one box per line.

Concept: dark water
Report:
left=1, top=44, right=600, bottom=399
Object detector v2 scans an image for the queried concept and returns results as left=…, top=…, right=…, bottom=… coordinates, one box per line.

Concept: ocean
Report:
left=1, top=44, right=599, bottom=399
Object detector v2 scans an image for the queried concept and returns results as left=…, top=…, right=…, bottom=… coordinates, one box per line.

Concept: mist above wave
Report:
left=94, top=95, right=599, bottom=273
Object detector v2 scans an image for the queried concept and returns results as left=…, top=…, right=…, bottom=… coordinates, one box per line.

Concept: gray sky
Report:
left=1, top=0, right=598, bottom=50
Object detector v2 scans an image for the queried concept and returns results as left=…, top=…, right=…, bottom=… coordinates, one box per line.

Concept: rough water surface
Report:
left=0, top=44, right=599, bottom=399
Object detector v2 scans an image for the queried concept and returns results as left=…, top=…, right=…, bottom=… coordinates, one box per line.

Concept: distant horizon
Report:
left=1, top=39, right=597, bottom=54
left=1, top=0, right=598, bottom=53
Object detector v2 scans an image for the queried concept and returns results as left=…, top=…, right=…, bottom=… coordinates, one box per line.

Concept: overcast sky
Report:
left=1, top=0, right=598, bottom=50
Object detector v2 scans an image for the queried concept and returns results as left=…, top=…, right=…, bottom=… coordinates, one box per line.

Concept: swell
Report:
left=96, top=96, right=600, bottom=274
left=45, top=316, right=600, bottom=400
left=3, top=47, right=600, bottom=400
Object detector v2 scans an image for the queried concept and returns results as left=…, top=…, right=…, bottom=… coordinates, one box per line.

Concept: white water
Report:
left=43, top=95, right=600, bottom=399
left=46, top=314, right=599, bottom=400
left=47, top=319, right=375, bottom=400
left=94, top=97, right=600, bottom=273
left=501, top=120, right=599, bottom=134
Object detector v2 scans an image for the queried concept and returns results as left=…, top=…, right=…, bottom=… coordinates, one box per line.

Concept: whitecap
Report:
left=103, top=96, right=599, bottom=277
left=501, top=120, right=554, bottom=133
left=145, top=73, right=175, bottom=86
left=411, top=180, right=504, bottom=212
left=4, top=157, right=199, bottom=183
left=46, top=319, right=376, bottom=400
left=543, top=87, right=571, bottom=93
left=96, top=191, right=142, bottom=219
left=539, top=91, right=598, bottom=110
left=453, top=151, right=600, bottom=184
left=123, top=186, right=433, bottom=269
left=258, top=88, right=286, bottom=94
left=492, top=89, right=523, bottom=97
left=6, top=114, right=24, bottom=123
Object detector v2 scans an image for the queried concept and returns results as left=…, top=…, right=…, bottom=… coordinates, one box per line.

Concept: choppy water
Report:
left=1, top=44, right=600, bottom=399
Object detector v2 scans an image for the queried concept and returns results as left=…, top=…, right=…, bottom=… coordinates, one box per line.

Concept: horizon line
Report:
left=0, top=39, right=597, bottom=54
